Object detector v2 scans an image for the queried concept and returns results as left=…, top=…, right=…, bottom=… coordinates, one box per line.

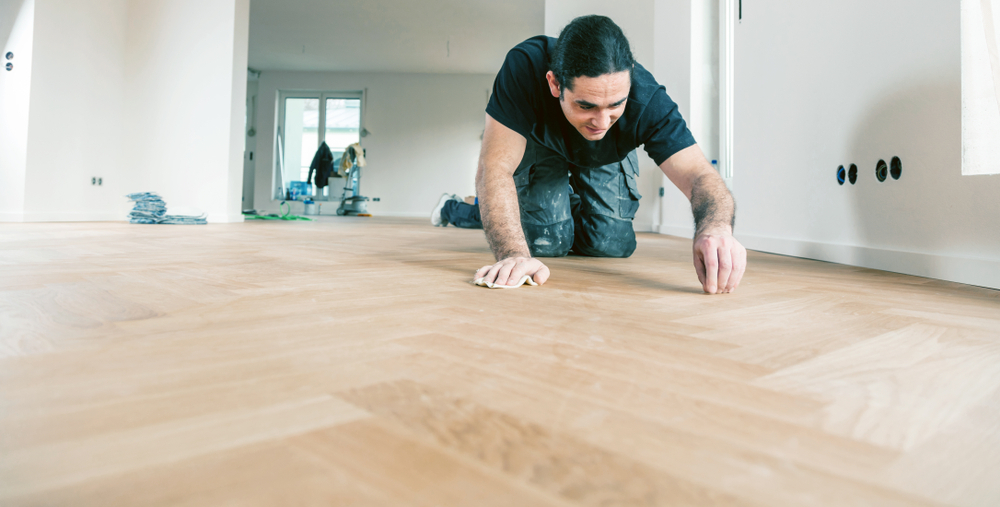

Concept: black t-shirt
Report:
left=486, top=36, right=696, bottom=168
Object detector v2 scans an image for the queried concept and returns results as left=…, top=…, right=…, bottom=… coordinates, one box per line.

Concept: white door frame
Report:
left=719, top=0, right=736, bottom=184
left=273, top=90, right=364, bottom=201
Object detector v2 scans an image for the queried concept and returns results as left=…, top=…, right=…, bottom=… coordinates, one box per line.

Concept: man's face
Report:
left=546, top=70, right=630, bottom=141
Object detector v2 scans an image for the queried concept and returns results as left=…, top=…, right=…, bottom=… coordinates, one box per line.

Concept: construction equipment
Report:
left=336, top=144, right=371, bottom=216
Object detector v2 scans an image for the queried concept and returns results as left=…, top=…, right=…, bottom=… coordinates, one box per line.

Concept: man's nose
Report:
left=594, top=111, right=612, bottom=129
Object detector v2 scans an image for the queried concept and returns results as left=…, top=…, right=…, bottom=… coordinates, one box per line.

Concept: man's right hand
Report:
left=475, top=257, right=550, bottom=287
left=476, top=114, right=539, bottom=287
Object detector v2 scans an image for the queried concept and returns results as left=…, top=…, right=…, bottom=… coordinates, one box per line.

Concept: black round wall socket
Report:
left=890, top=156, right=902, bottom=180
left=4, top=52, right=12, bottom=60
left=5, top=62, right=11, bottom=71
left=837, top=165, right=846, bottom=185
left=848, top=164, right=858, bottom=184
left=876, top=159, right=888, bottom=182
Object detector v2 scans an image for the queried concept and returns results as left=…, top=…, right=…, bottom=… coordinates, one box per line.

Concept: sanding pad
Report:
left=473, top=276, right=539, bottom=289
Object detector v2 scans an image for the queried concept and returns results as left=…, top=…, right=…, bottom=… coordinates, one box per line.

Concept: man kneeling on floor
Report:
left=474, top=15, right=747, bottom=294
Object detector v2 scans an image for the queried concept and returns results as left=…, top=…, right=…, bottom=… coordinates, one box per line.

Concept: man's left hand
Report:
left=693, top=228, right=747, bottom=294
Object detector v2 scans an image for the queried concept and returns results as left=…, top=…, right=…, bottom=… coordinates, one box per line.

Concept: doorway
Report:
left=275, top=91, right=363, bottom=200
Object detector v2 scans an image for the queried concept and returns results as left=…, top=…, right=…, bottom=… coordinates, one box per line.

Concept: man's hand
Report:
left=475, top=114, right=540, bottom=284
left=693, top=228, right=747, bottom=294
left=659, top=145, right=747, bottom=294
left=475, top=257, right=550, bottom=287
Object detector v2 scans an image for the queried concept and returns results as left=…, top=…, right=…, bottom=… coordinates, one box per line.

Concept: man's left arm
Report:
left=658, top=144, right=747, bottom=294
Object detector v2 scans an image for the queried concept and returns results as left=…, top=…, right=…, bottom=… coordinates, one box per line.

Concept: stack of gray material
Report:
left=126, top=192, right=207, bottom=225
left=127, top=192, right=166, bottom=223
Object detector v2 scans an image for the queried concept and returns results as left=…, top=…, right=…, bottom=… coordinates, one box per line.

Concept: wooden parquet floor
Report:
left=1, top=217, right=999, bottom=506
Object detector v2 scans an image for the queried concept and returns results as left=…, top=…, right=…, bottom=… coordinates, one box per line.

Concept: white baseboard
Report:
left=633, top=218, right=655, bottom=233
left=208, top=213, right=245, bottom=223
left=654, top=227, right=999, bottom=290
left=20, top=212, right=123, bottom=222
left=736, top=234, right=1000, bottom=291
left=257, top=203, right=427, bottom=219
left=373, top=212, right=430, bottom=218
left=5, top=212, right=245, bottom=225
left=656, top=223, right=694, bottom=238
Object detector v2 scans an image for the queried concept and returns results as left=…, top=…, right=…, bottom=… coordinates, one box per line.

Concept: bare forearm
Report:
left=659, top=145, right=746, bottom=293
left=659, top=145, right=735, bottom=236
left=690, top=170, right=735, bottom=236
left=476, top=167, right=530, bottom=260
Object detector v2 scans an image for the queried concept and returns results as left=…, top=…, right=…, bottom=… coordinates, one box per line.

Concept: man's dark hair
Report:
left=549, top=15, right=635, bottom=96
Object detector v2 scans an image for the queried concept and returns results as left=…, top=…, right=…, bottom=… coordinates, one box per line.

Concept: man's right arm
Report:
left=473, top=114, right=551, bottom=286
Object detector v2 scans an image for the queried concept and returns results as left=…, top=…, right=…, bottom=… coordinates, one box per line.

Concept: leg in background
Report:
left=440, top=200, right=483, bottom=229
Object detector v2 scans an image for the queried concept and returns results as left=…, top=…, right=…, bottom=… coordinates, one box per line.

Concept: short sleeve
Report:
left=486, top=46, right=539, bottom=139
left=639, top=87, right=697, bottom=166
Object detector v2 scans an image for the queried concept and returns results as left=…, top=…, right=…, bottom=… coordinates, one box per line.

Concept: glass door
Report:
left=283, top=97, right=320, bottom=185
left=324, top=97, right=361, bottom=165
left=276, top=91, right=363, bottom=200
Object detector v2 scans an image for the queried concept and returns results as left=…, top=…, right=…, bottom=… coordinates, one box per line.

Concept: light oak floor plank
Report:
left=1, top=217, right=997, bottom=505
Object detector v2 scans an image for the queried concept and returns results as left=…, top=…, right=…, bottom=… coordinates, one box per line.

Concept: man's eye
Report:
left=580, top=105, right=594, bottom=110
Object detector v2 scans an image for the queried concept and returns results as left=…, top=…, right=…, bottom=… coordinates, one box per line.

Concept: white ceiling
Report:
left=248, top=0, right=545, bottom=74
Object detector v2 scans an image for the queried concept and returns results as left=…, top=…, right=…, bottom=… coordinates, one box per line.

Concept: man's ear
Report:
left=545, top=71, right=562, bottom=99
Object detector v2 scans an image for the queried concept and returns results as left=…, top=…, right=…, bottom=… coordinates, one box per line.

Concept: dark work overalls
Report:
left=514, top=138, right=642, bottom=258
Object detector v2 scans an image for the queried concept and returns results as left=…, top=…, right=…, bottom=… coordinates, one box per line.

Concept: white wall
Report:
left=22, top=0, right=128, bottom=221
left=227, top=0, right=250, bottom=220
left=653, top=0, right=698, bottom=238
left=0, top=0, right=34, bottom=221
left=125, top=0, right=248, bottom=222
left=544, top=0, right=655, bottom=72
left=0, top=0, right=249, bottom=223
left=731, top=0, right=1000, bottom=289
left=249, top=0, right=544, bottom=75
left=252, top=71, right=494, bottom=217
left=544, top=0, right=664, bottom=232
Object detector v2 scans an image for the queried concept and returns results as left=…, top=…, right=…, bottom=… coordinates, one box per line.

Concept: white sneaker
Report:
left=431, top=193, right=453, bottom=226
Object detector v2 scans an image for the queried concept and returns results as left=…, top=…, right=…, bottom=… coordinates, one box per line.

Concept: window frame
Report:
left=274, top=90, right=365, bottom=201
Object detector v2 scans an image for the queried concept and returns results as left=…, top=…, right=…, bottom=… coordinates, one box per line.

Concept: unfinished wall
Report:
left=251, top=71, right=494, bottom=217
left=729, top=0, right=1000, bottom=289
left=0, top=0, right=34, bottom=221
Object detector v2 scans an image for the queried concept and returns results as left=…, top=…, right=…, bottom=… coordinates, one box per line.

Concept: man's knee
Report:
left=573, top=214, right=636, bottom=258
left=522, top=219, right=573, bottom=257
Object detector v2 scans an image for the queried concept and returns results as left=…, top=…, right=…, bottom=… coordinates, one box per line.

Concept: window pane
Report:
left=324, top=98, right=361, bottom=161
left=283, top=97, right=319, bottom=185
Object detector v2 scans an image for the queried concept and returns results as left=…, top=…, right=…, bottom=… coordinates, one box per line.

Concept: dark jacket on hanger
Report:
left=307, top=142, right=337, bottom=188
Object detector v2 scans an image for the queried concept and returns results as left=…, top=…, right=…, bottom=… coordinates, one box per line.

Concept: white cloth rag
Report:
left=473, top=275, right=538, bottom=289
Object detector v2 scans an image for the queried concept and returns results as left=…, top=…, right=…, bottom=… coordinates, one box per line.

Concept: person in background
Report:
left=431, top=193, right=482, bottom=229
